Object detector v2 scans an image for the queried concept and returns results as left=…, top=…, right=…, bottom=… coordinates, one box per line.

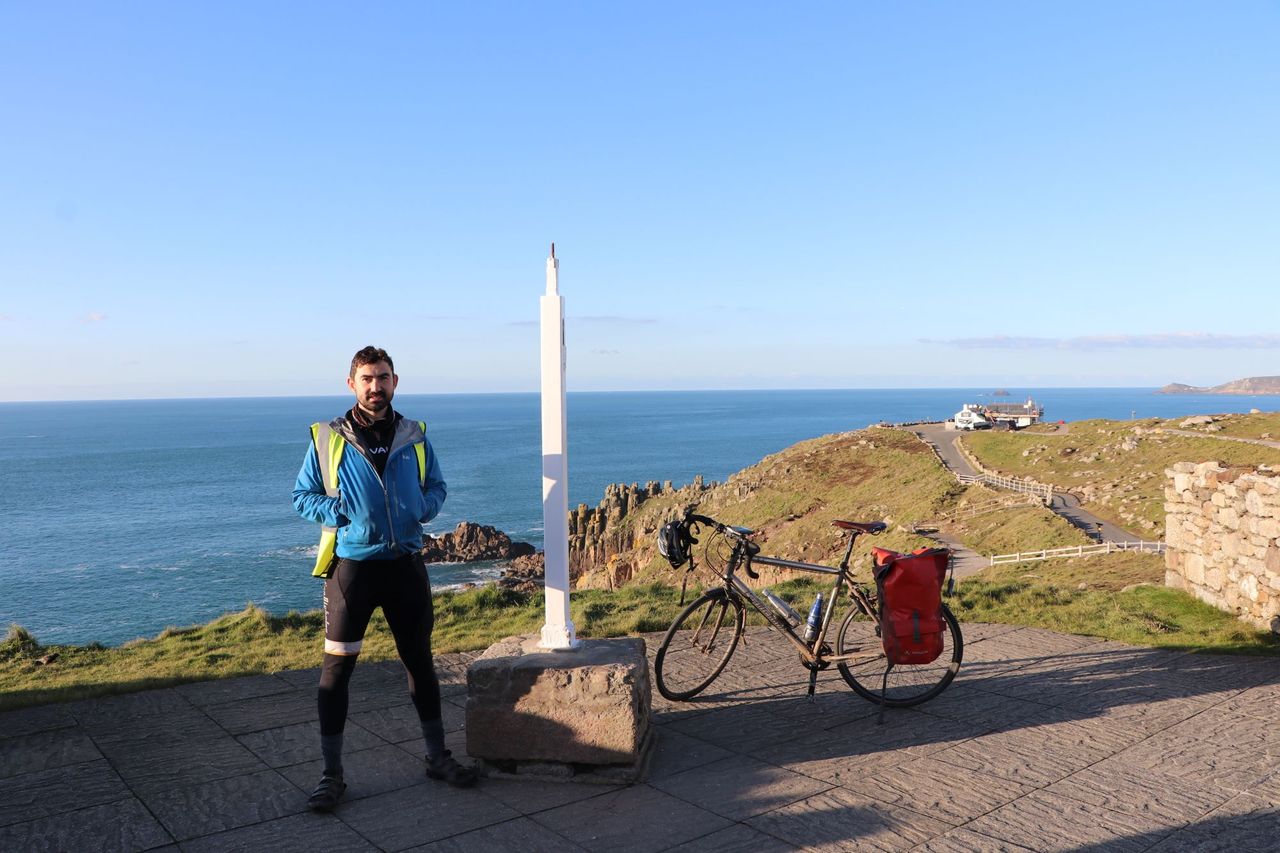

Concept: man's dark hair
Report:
left=350, top=346, right=394, bottom=378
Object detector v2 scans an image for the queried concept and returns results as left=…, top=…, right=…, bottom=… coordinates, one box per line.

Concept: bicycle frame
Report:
left=714, top=529, right=883, bottom=668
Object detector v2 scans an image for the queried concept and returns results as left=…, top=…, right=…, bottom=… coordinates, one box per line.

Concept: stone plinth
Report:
left=465, top=636, right=652, bottom=782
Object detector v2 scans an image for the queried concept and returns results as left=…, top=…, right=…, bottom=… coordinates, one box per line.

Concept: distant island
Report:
left=1158, top=376, right=1280, bottom=395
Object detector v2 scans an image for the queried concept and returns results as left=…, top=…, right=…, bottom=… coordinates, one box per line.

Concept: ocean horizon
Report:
left=3, top=387, right=1276, bottom=647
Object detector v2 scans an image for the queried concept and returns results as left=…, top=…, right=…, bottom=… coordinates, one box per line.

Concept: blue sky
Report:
left=2, top=2, right=1277, bottom=401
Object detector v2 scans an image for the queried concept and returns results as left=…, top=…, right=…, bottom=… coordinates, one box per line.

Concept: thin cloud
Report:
left=80, top=312, right=108, bottom=324
left=591, top=349, right=621, bottom=356
left=0, top=313, right=13, bottom=322
left=920, top=333, right=1280, bottom=350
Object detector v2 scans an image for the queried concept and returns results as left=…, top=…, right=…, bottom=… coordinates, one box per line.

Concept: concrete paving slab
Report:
left=237, top=719, right=383, bottom=768
left=650, top=753, right=832, bottom=821
left=0, top=726, right=102, bottom=778
left=349, top=693, right=466, bottom=743
left=175, top=673, right=296, bottom=707
left=138, top=767, right=304, bottom=841
left=531, top=783, right=733, bottom=853
left=88, top=701, right=227, bottom=746
left=279, top=742, right=428, bottom=803
left=1145, top=791, right=1280, bottom=853
left=406, top=815, right=589, bottom=852
left=202, top=688, right=318, bottom=734
left=916, top=826, right=1038, bottom=852
left=100, top=732, right=267, bottom=794
left=1043, top=761, right=1237, bottom=829
left=0, top=757, right=131, bottom=827
left=963, top=789, right=1173, bottom=853
left=1253, top=767, right=1280, bottom=806
left=0, top=702, right=77, bottom=739
left=0, top=797, right=173, bottom=852
left=914, top=683, right=1053, bottom=731
left=66, top=687, right=196, bottom=732
left=336, top=781, right=521, bottom=851
left=477, top=776, right=620, bottom=815
left=1107, top=731, right=1279, bottom=792
left=839, top=754, right=1038, bottom=826
left=178, top=811, right=380, bottom=853
left=663, top=822, right=798, bottom=852
left=645, top=726, right=736, bottom=780
left=662, top=701, right=816, bottom=753
left=1, top=625, right=1277, bottom=851
left=746, top=784, right=953, bottom=851
left=931, top=719, right=1112, bottom=786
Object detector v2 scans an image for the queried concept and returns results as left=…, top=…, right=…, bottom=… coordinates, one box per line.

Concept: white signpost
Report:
left=539, top=243, right=578, bottom=650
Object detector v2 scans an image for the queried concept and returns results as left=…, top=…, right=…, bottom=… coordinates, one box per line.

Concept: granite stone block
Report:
left=467, top=636, right=650, bottom=766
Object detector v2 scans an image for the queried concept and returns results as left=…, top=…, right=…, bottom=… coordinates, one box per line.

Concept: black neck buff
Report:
left=348, top=406, right=400, bottom=476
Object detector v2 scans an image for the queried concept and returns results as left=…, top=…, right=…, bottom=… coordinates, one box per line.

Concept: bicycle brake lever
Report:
left=744, top=560, right=759, bottom=580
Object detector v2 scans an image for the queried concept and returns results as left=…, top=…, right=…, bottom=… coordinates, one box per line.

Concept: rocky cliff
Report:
left=487, top=475, right=717, bottom=592
left=1158, top=376, right=1280, bottom=395
left=420, top=522, right=536, bottom=563
left=568, top=475, right=715, bottom=587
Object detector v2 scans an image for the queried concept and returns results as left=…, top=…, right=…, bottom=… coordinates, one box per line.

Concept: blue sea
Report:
left=2, top=388, right=1275, bottom=647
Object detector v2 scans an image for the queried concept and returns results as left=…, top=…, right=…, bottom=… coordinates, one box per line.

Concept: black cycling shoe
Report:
left=307, top=772, right=347, bottom=812
left=426, top=751, right=478, bottom=788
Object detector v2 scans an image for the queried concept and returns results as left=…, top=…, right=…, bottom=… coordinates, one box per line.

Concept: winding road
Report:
left=907, top=422, right=1158, bottom=568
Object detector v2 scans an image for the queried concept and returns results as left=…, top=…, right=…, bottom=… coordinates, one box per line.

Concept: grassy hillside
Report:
left=574, top=428, right=1046, bottom=589
left=963, top=415, right=1280, bottom=537
left=1154, top=410, right=1280, bottom=441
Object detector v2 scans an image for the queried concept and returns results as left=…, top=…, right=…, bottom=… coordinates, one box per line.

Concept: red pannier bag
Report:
left=871, top=547, right=949, bottom=665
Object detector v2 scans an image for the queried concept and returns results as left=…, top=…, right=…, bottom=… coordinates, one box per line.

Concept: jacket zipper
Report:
left=348, top=445, right=400, bottom=550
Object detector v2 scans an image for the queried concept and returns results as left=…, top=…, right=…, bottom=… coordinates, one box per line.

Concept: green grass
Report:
left=1155, top=410, right=1280, bottom=441
left=0, top=576, right=815, bottom=711
left=7, top=551, right=1277, bottom=712
left=949, top=552, right=1280, bottom=654
left=963, top=418, right=1280, bottom=537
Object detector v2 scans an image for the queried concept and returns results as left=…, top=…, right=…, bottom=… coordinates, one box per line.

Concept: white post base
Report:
left=538, top=622, right=581, bottom=651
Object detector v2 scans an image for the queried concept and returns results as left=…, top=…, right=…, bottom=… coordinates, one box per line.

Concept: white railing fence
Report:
left=957, top=472, right=1053, bottom=502
left=988, top=540, right=1167, bottom=566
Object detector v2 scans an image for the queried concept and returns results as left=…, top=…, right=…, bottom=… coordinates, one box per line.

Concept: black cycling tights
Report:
left=317, top=554, right=443, bottom=736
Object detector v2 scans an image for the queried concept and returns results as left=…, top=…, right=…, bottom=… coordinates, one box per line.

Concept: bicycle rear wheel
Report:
left=654, top=591, right=745, bottom=701
left=836, top=601, right=962, bottom=707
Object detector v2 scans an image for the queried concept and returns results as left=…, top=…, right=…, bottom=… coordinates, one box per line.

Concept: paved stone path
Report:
left=2, top=627, right=1278, bottom=851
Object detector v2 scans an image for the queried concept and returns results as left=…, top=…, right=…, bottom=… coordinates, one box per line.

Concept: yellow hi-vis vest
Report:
left=309, top=420, right=428, bottom=578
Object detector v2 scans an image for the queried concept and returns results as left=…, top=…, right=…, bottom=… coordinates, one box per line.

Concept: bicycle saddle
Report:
left=832, top=520, right=887, bottom=534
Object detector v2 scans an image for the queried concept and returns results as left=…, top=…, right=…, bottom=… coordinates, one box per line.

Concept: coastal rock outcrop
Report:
left=569, top=476, right=715, bottom=588
left=1159, top=376, right=1280, bottom=395
left=420, top=522, right=535, bottom=563
left=486, top=475, right=716, bottom=592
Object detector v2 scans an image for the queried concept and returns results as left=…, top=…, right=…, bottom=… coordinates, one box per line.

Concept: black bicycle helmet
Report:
left=657, top=520, right=694, bottom=568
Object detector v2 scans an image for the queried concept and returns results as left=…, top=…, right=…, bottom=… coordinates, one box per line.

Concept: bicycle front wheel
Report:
left=836, top=602, right=962, bottom=707
left=654, top=591, right=745, bottom=701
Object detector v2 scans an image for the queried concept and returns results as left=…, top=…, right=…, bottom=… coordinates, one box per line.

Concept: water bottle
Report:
left=803, top=593, right=824, bottom=643
left=762, top=588, right=803, bottom=627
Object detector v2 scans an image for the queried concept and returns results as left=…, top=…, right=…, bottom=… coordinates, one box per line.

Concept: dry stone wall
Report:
left=1164, top=461, right=1280, bottom=634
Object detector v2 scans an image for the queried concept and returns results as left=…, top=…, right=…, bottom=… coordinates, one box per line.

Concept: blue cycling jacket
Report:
left=292, top=414, right=446, bottom=561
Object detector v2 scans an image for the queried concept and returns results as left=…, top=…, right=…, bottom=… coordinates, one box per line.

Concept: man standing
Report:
left=292, top=346, right=476, bottom=812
